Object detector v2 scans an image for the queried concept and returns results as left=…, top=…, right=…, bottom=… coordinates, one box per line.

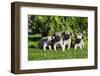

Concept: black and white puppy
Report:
left=62, top=31, right=71, bottom=50
left=40, top=36, right=52, bottom=51
left=74, top=33, right=84, bottom=50
left=52, top=32, right=64, bottom=51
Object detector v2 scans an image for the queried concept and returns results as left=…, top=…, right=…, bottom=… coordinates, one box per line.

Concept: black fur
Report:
left=54, top=35, right=61, bottom=42
left=75, top=38, right=81, bottom=44
left=63, top=34, right=70, bottom=40
left=62, top=32, right=70, bottom=40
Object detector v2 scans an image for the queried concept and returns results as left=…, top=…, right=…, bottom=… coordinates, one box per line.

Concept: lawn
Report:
left=28, top=35, right=88, bottom=61
left=28, top=48, right=88, bottom=60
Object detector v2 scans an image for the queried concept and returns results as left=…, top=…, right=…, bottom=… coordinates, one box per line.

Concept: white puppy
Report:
left=74, top=33, right=84, bottom=50
left=62, top=31, right=71, bottom=50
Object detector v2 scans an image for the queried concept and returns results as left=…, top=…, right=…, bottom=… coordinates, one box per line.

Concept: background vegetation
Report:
left=28, top=15, right=88, bottom=36
left=28, top=15, right=88, bottom=60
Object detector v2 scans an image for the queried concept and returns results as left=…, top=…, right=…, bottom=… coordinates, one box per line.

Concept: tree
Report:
left=28, top=15, right=88, bottom=37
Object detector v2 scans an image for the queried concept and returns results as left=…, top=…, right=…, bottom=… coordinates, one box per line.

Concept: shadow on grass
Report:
left=28, top=36, right=41, bottom=42
left=28, top=45, right=36, bottom=48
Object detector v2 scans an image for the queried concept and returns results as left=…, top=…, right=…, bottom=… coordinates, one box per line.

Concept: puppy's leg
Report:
left=68, top=44, right=71, bottom=50
left=74, top=44, right=77, bottom=50
left=80, top=41, right=84, bottom=50
left=68, top=40, right=71, bottom=50
left=54, top=44, right=57, bottom=51
left=80, top=45, right=82, bottom=50
left=48, top=45, right=51, bottom=51
left=61, top=44, right=65, bottom=52
left=43, top=42, right=47, bottom=51
left=63, top=42, right=66, bottom=51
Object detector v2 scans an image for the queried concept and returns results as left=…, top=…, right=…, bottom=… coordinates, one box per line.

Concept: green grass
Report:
left=28, top=34, right=88, bottom=61
left=28, top=34, right=41, bottom=48
left=28, top=48, right=88, bottom=61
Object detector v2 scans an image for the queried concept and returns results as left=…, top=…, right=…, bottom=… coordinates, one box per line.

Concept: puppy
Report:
left=40, top=36, right=52, bottom=51
left=74, top=33, right=84, bottom=50
left=52, top=32, right=64, bottom=51
left=62, top=31, right=71, bottom=50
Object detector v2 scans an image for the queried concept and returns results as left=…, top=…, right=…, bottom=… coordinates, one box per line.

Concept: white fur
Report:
left=63, top=38, right=71, bottom=50
left=40, top=36, right=52, bottom=51
left=53, top=38, right=64, bottom=51
left=74, top=40, right=84, bottom=50
left=53, top=32, right=65, bottom=51
left=74, top=33, right=84, bottom=50
left=62, top=31, right=71, bottom=51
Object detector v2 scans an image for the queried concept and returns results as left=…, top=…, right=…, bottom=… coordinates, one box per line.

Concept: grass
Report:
left=28, top=34, right=88, bottom=61
left=28, top=47, right=88, bottom=61
left=28, top=34, right=41, bottom=48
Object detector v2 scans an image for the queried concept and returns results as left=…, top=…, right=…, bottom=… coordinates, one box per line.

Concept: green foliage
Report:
left=28, top=15, right=88, bottom=37
left=28, top=34, right=41, bottom=48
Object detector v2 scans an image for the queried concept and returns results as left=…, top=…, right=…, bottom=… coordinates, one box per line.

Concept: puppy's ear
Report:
left=52, top=36, right=55, bottom=39
left=61, top=32, right=63, bottom=37
left=62, top=32, right=65, bottom=35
